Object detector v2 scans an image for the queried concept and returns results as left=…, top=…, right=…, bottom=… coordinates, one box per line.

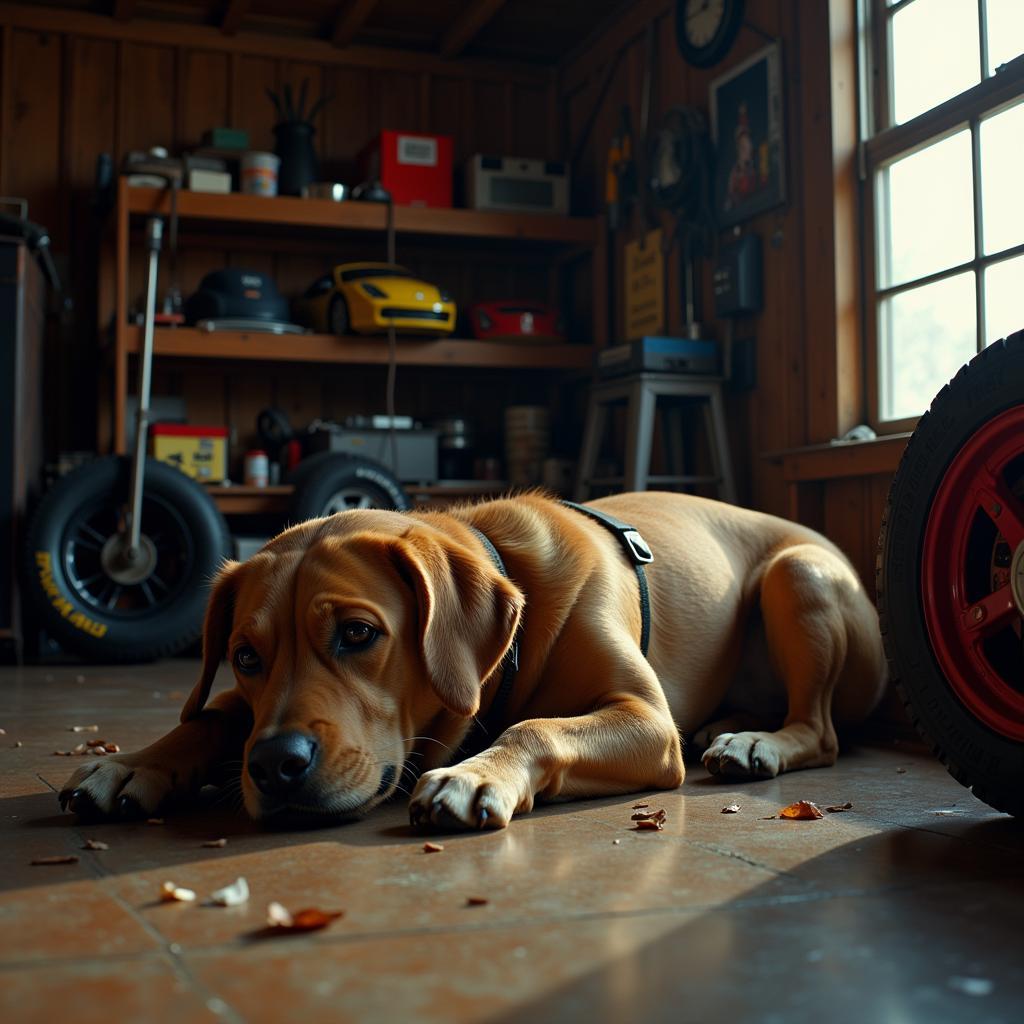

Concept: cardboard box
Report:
left=151, top=424, right=228, bottom=482
left=357, top=131, right=453, bottom=208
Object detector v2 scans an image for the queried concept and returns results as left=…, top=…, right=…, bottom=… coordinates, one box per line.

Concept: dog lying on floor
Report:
left=59, top=491, right=886, bottom=830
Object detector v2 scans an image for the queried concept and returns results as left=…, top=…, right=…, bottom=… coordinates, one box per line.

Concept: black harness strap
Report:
left=561, top=501, right=653, bottom=658
left=458, top=526, right=519, bottom=757
left=456, top=506, right=654, bottom=758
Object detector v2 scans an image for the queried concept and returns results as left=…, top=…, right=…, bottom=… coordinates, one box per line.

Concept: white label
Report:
left=398, top=136, right=438, bottom=166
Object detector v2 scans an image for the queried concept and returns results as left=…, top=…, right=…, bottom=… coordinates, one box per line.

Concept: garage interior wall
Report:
left=0, top=0, right=887, bottom=590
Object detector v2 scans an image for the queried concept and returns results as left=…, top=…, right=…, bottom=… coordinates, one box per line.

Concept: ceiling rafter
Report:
left=439, top=0, right=507, bottom=60
left=332, top=0, right=380, bottom=48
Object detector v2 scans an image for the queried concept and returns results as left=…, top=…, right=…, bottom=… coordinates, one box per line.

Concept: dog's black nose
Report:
left=247, top=732, right=318, bottom=796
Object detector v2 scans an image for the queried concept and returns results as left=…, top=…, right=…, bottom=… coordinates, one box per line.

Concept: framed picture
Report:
left=709, top=41, right=786, bottom=229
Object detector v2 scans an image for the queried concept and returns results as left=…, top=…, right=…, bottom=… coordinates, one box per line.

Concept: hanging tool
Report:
left=605, top=106, right=637, bottom=233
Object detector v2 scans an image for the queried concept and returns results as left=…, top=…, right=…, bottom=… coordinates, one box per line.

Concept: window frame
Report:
left=862, top=0, right=1024, bottom=433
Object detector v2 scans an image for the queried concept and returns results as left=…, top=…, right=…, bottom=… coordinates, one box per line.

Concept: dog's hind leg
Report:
left=702, top=543, right=876, bottom=779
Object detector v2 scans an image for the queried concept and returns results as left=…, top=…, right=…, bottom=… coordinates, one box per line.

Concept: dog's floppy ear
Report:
left=181, top=560, right=241, bottom=722
left=389, top=532, right=524, bottom=719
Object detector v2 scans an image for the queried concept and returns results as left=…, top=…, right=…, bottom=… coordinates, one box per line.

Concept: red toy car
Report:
left=468, top=300, right=564, bottom=343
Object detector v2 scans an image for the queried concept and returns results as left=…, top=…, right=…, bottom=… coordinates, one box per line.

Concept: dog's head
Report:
left=182, top=511, right=523, bottom=825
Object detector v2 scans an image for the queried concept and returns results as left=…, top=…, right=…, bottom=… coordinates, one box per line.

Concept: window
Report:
left=863, top=0, right=1024, bottom=429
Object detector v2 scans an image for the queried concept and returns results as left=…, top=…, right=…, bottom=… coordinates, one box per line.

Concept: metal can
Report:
left=244, top=449, right=269, bottom=488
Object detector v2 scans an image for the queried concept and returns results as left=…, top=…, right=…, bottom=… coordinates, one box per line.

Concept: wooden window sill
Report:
left=766, top=433, right=911, bottom=483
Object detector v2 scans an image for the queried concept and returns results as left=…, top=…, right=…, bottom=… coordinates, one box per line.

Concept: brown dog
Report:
left=59, top=491, right=886, bottom=830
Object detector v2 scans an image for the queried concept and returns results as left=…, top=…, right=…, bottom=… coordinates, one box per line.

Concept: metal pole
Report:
left=125, top=216, right=162, bottom=557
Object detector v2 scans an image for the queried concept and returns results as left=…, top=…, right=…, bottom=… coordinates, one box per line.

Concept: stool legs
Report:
left=705, top=385, right=737, bottom=504
left=575, top=391, right=608, bottom=502
left=623, top=379, right=656, bottom=492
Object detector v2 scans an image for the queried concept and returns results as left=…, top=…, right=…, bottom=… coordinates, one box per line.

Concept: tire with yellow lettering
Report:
left=24, top=456, right=230, bottom=662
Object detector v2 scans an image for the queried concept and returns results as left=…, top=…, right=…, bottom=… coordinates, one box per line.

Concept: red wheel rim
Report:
left=921, top=405, right=1024, bottom=741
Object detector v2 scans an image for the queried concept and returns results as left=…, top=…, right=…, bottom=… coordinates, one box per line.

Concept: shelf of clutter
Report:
left=124, top=326, right=593, bottom=369
left=124, top=185, right=600, bottom=246
left=102, top=181, right=606, bottom=458
left=205, top=481, right=510, bottom=516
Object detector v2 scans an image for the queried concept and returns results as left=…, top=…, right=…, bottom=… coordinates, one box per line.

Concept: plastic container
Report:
left=241, top=152, right=280, bottom=197
left=244, top=449, right=270, bottom=487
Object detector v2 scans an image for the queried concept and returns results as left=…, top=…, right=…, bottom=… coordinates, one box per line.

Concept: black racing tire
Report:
left=24, top=456, right=231, bottom=662
left=877, top=330, right=1024, bottom=817
left=288, top=452, right=411, bottom=521
left=329, top=294, right=350, bottom=336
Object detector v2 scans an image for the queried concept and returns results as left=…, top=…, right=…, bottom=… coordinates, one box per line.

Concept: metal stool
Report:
left=574, top=372, right=737, bottom=503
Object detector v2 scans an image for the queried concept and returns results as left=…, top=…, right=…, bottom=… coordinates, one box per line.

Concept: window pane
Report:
left=879, top=129, right=973, bottom=287
left=880, top=271, right=976, bottom=420
left=985, top=255, right=1024, bottom=345
left=986, top=0, right=1024, bottom=73
left=891, top=0, right=980, bottom=124
left=980, top=100, right=1024, bottom=255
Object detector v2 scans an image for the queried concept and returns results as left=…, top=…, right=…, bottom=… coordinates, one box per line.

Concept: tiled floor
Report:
left=1, top=661, right=1022, bottom=1024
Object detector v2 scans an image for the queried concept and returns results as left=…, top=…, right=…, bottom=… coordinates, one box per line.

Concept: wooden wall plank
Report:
left=178, top=49, right=230, bottom=149
left=232, top=54, right=276, bottom=152
left=120, top=42, right=176, bottom=153
left=374, top=69, right=422, bottom=131
left=7, top=30, right=62, bottom=232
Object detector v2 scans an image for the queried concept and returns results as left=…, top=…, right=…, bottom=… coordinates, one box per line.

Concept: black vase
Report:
left=273, top=121, right=318, bottom=196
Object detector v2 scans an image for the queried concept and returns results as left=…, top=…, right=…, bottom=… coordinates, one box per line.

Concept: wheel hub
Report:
left=322, top=488, right=375, bottom=514
left=100, top=532, right=159, bottom=585
left=1011, top=542, right=1024, bottom=617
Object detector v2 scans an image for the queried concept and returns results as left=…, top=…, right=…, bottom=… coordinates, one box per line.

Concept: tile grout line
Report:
left=0, top=881, right=899, bottom=973
left=100, top=882, right=249, bottom=1024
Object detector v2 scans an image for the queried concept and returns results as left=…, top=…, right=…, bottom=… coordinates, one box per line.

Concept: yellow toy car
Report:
left=298, top=262, right=456, bottom=336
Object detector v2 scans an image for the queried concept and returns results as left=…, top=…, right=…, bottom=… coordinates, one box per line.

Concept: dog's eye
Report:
left=233, top=645, right=262, bottom=675
left=337, top=620, right=378, bottom=651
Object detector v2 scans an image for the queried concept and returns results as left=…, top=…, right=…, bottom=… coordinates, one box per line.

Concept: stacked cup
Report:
left=504, top=406, right=549, bottom=487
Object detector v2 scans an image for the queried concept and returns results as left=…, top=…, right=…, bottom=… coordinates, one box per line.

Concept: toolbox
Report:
left=357, top=131, right=453, bottom=208
left=596, top=336, right=720, bottom=378
left=151, top=424, right=229, bottom=482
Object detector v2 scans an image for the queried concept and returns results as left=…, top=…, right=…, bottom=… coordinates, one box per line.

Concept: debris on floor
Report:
left=202, top=838, right=228, bottom=848
left=721, top=803, right=741, bottom=814
left=209, top=877, right=249, bottom=907
left=68, top=724, right=99, bottom=733
left=160, top=881, right=197, bottom=903
left=82, top=839, right=109, bottom=851
left=778, top=801, right=823, bottom=820
left=631, top=808, right=667, bottom=830
left=423, top=841, right=444, bottom=853
left=265, top=902, right=343, bottom=933
left=30, top=855, right=80, bottom=866
left=825, top=802, right=853, bottom=813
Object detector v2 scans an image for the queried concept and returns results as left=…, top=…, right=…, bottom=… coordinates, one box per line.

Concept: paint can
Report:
left=241, top=152, right=280, bottom=197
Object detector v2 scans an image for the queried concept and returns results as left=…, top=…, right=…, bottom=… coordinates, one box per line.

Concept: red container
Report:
left=357, top=131, right=453, bottom=208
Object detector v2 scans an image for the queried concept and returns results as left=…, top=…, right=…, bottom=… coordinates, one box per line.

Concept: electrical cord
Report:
left=385, top=198, right=398, bottom=475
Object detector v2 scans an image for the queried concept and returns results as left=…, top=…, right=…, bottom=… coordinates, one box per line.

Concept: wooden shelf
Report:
left=126, top=326, right=594, bottom=369
left=124, top=184, right=599, bottom=246
left=205, top=480, right=512, bottom=515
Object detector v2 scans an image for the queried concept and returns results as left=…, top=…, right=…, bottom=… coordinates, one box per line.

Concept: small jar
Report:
left=244, top=449, right=269, bottom=487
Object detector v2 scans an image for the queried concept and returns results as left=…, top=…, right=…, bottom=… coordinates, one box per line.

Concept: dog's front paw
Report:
left=59, top=756, right=177, bottom=820
left=408, top=762, right=525, bottom=831
left=702, top=732, right=781, bottom=780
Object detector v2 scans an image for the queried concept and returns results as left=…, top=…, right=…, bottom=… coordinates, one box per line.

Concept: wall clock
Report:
left=674, top=0, right=745, bottom=69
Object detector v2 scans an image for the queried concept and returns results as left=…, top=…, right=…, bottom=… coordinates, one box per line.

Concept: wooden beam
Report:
left=112, top=0, right=136, bottom=20
left=332, top=0, right=379, bottom=48
left=439, top=0, right=506, bottom=59
left=0, top=2, right=548, bottom=85
left=220, top=0, right=250, bottom=35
